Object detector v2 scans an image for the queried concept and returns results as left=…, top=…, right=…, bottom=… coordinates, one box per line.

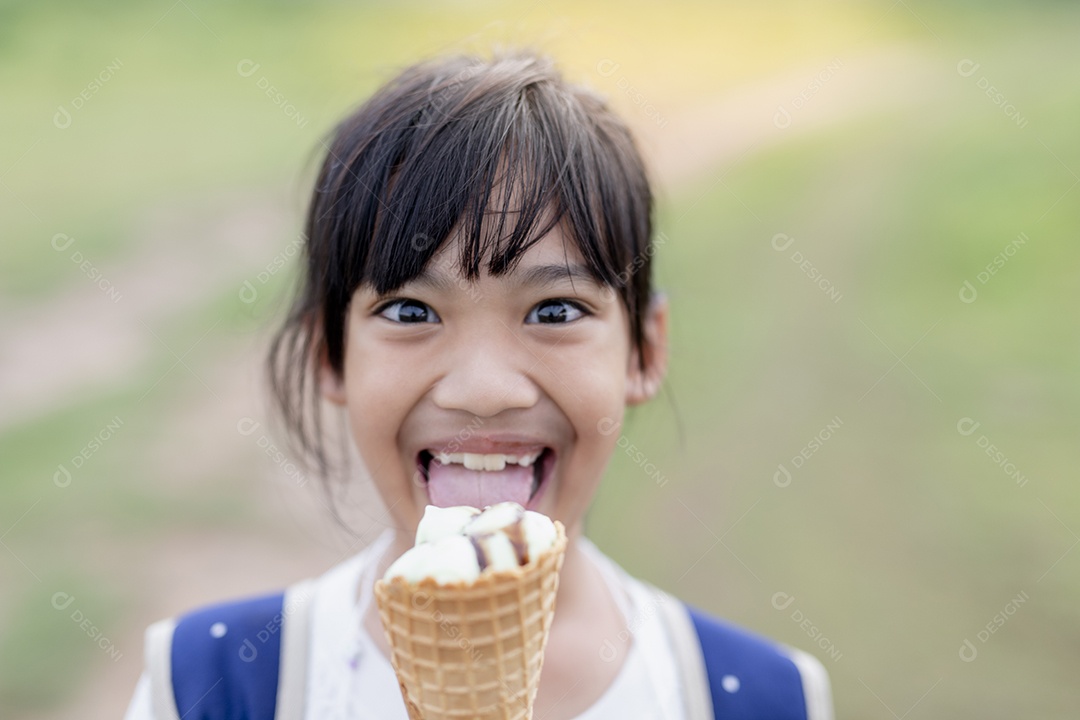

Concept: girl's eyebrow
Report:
left=407, top=262, right=601, bottom=292
left=515, top=263, right=601, bottom=289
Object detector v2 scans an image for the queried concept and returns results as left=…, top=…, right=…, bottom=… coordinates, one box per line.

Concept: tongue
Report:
left=426, top=459, right=533, bottom=509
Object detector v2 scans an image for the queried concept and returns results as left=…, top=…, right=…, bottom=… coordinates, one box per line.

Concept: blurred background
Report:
left=2, top=0, right=1078, bottom=717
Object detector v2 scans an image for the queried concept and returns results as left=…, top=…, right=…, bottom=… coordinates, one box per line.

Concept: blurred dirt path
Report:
left=627, top=45, right=934, bottom=193
left=0, top=190, right=297, bottom=434
left=15, top=44, right=944, bottom=720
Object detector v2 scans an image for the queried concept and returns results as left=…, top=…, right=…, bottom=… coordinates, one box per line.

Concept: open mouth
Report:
left=416, top=447, right=554, bottom=509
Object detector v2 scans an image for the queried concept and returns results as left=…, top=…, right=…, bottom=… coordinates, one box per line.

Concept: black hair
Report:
left=268, top=49, right=658, bottom=478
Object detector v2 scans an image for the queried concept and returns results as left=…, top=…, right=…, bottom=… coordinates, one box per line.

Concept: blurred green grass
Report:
left=2, top=0, right=1079, bottom=718
left=0, top=0, right=907, bottom=295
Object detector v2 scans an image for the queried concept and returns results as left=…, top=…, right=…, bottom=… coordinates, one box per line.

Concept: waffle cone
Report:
left=374, top=521, right=567, bottom=720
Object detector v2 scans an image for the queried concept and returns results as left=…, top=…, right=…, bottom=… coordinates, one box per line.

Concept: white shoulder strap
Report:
left=145, top=617, right=182, bottom=720
left=782, top=645, right=835, bottom=720
left=652, top=589, right=714, bottom=720
left=275, top=578, right=317, bottom=720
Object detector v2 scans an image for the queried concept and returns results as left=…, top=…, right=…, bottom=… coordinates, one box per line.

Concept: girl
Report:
left=125, top=50, right=834, bottom=720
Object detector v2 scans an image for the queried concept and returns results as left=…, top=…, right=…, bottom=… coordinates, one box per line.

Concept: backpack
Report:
left=140, top=579, right=833, bottom=720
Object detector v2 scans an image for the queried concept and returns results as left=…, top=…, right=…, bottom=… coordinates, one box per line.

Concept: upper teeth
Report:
left=433, top=451, right=543, bottom=472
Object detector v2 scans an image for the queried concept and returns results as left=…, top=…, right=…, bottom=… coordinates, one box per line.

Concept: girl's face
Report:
left=321, top=225, right=667, bottom=537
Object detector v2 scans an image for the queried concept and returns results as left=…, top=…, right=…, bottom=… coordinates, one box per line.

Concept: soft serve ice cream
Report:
left=385, top=502, right=558, bottom=584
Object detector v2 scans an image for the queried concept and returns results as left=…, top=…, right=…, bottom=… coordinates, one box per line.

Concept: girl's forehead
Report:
left=434, top=224, right=586, bottom=271
left=415, top=229, right=597, bottom=291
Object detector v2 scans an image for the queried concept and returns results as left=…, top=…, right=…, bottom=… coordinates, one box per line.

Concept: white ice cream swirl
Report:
left=384, top=502, right=558, bottom=584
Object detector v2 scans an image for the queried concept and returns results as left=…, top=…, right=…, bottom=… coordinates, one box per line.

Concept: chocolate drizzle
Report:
left=469, top=535, right=488, bottom=572
left=503, top=518, right=529, bottom=565
left=464, top=504, right=530, bottom=569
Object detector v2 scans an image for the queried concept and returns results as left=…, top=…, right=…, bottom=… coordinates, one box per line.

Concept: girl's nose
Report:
left=431, top=330, right=540, bottom=417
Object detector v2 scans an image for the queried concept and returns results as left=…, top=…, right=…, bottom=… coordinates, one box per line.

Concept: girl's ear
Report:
left=626, top=291, right=669, bottom=406
left=319, top=362, right=347, bottom=405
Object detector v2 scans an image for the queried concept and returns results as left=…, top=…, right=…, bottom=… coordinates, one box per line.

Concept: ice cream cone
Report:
left=374, top=521, right=567, bottom=720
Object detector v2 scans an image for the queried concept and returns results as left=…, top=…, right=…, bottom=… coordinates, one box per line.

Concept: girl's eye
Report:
left=377, top=299, right=440, bottom=324
left=526, top=299, right=588, bottom=324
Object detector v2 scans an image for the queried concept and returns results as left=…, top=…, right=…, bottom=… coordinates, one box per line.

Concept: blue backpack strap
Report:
left=169, top=590, right=287, bottom=720
left=687, top=603, right=824, bottom=720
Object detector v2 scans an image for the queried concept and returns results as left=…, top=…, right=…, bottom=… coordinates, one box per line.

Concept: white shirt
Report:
left=125, top=532, right=687, bottom=719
